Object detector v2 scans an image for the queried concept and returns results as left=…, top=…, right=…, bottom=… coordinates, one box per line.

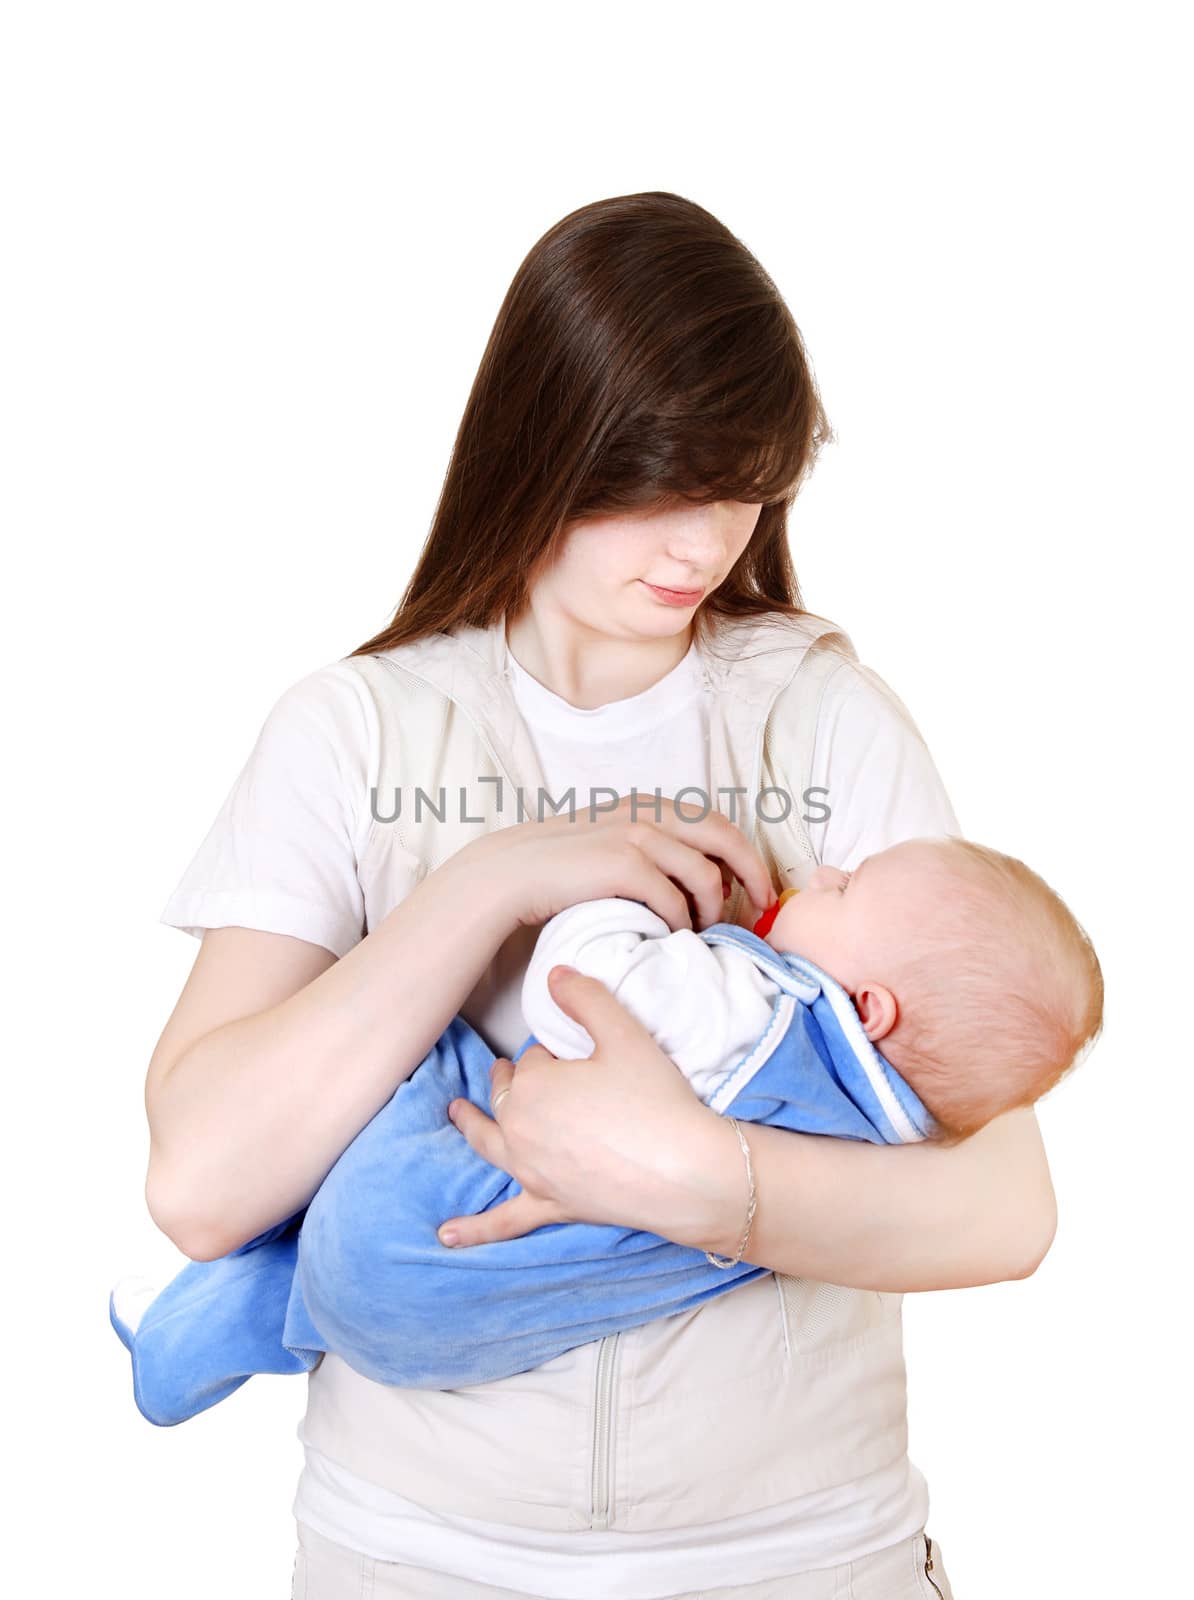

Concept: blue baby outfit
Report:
left=110, top=922, right=932, bottom=1425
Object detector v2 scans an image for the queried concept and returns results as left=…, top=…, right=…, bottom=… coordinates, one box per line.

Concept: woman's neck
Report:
left=504, top=604, right=694, bottom=710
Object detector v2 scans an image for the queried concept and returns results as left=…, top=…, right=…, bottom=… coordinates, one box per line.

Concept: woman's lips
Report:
left=643, top=582, right=704, bottom=606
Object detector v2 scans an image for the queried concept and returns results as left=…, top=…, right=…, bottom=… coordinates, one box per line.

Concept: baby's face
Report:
left=758, top=841, right=939, bottom=994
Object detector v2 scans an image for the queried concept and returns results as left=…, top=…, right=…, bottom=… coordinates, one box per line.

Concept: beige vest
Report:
left=298, top=610, right=911, bottom=1533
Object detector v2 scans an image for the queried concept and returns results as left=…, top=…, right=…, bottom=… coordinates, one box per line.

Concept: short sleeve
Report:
left=158, top=662, right=375, bottom=959
left=806, top=657, right=962, bottom=871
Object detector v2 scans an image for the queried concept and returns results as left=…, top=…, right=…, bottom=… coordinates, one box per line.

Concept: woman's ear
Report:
left=853, top=982, right=898, bottom=1043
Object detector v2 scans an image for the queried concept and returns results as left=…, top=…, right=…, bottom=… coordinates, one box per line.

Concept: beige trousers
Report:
left=290, top=1521, right=955, bottom=1599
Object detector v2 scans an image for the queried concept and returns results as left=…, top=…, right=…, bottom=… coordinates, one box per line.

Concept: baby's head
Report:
left=760, top=838, right=1104, bottom=1140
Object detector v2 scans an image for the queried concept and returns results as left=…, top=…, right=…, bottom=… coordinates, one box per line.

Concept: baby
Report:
left=750, top=835, right=1104, bottom=1142
left=110, top=834, right=1102, bottom=1424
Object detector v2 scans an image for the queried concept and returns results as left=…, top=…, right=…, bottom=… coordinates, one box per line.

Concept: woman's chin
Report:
left=623, top=601, right=694, bottom=639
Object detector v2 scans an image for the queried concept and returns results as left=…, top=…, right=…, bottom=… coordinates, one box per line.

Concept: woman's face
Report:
left=531, top=499, right=763, bottom=640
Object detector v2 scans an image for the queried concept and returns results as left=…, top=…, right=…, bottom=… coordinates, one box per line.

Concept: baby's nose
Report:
left=808, top=864, right=849, bottom=892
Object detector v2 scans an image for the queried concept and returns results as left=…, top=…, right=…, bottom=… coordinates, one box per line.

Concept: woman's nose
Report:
left=668, top=504, right=734, bottom=562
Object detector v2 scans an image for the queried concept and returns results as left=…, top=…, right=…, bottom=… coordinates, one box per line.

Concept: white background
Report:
left=4, top=3, right=1190, bottom=1596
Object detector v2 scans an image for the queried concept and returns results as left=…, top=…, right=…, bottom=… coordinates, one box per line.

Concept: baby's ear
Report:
left=854, top=983, right=898, bottom=1043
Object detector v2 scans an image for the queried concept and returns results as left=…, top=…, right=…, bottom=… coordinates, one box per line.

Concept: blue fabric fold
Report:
left=110, top=922, right=931, bottom=1424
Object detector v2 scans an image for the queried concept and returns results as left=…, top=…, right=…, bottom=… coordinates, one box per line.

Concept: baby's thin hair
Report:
left=892, top=839, right=1104, bottom=1142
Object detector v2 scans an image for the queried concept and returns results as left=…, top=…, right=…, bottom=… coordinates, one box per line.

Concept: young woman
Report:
left=144, top=193, right=1055, bottom=1598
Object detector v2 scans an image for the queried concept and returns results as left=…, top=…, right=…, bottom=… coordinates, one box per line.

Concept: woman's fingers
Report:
left=694, top=812, right=777, bottom=913
left=439, top=1061, right=572, bottom=1246
left=546, top=964, right=668, bottom=1058
left=630, top=792, right=777, bottom=917
left=627, top=816, right=775, bottom=929
left=438, top=1188, right=567, bottom=1248
left=487, top=1055, right=516, bottom=1106
left=444, top=1093, right=506, bottom=1168
left=626, top=824, right=728, bottom=930
left=448, top=1050, right=517, bottom=1138
left=475, top=789, right=776, bottom=934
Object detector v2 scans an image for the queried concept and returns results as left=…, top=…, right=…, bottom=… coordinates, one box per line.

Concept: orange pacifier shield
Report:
left=752, top=885, right=799, bottom=940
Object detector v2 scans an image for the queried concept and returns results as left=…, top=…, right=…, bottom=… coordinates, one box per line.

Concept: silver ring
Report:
left=491, top=1086, right=512, bottom=1116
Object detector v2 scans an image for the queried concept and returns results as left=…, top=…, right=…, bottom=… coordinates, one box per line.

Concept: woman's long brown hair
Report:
left=348, top=191, right=835, bottom=660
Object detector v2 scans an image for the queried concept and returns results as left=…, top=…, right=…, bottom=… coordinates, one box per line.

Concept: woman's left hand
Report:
left=436, top=964, right=735, bottom=1249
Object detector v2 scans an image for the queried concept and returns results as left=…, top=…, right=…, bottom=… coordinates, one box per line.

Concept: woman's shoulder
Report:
left=261, top=656, right=379, bottom=747
left=699, top=610, right=855, bottom=701
left=350, top=619, right=501, bottom=682
left=810, top=651, right=928, bottom=741
left=714, top=609, right=917, bottom=727
left=709, top=606, right=852, bottom=654
left=238, top=658, right=381, bottom=814
left=798, top=653, right=961, bottom=864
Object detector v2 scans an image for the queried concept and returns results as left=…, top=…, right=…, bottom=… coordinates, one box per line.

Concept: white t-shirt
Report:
left=160, top=636, right=959, bottom=957
left=159, top=633, right=961, bottom=1595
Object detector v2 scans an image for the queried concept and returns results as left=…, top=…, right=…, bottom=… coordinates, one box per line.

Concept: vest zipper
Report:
left=728, top=657, right=824, bottom=921
left=760, top=712, right=814, bottom=877
left=725, top=686, right=785, bottom=925
left=383, top=643, right=806, bottom=1528
left=381, top=652, right=628, bottom=1529
left=589, top=1331, right=620, bottom=1528
left=922, top=1534, right=945, bottom=1598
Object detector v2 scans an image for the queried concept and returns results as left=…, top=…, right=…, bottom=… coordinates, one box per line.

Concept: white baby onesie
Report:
left=521, top=896, right=780, bottom=1102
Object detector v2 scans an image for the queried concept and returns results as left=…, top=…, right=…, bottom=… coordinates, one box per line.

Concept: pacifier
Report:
left=752, top=885, right=799, bottom=940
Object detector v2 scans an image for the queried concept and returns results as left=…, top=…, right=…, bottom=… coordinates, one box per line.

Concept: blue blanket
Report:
left=110, top=922, right=932, bottom=1424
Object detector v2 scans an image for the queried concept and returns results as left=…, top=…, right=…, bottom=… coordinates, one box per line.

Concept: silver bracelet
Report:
left=705, top=1116, right=757, bottom=1269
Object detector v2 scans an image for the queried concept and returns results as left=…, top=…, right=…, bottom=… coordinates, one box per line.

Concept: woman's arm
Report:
left=689, top=1104, right=1057, bottom=1291
left=747, top=653, right=1058, bottom=1287
left=148, top=797, right=775, bottom=1263
left=439, top=967, right=1057, bottom=1291
left=145, top=847, right=517, bottom=1261
left=441, top=662, right=1059, bottom=1290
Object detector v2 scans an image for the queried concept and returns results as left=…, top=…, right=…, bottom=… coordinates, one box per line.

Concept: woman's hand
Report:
left=463, top=791, right=777, bottom=937
left=436, top=965, right=738, bottom=1250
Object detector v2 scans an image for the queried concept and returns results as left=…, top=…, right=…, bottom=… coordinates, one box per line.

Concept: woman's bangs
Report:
left=577, top=427, right=804, bottom=520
